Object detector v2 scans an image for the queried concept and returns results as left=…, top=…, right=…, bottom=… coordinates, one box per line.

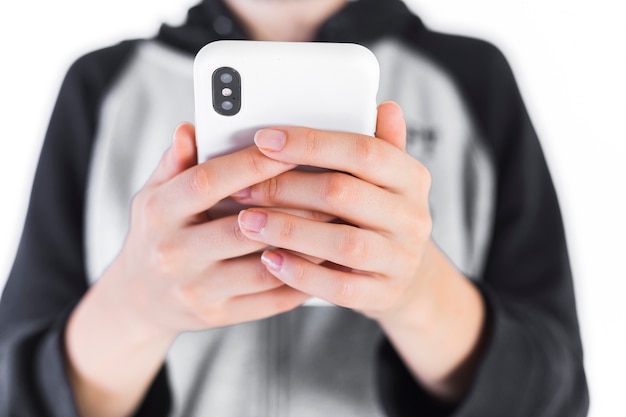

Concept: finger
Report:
left=237, top=209, right=401, bottom=274
left=231, top=184, right=337, bottom=223
left=147, top=123, right=198, bottom=187
left=179, top=275, right=310, bottom=328
left=175, top=215, right=269, bottom=262
left=224, top=285, right=311, bottom=324
left=252, top=126, right=414, bottom=192
left=176, top=254, right=284, bottom=301
left=375, top=101, right=407, bottom=150
left=268, top=207, right=336, bottom=224
left=232, top=170, right=407, bottom=233
left=206, top=197, right=336, bottom=223
left=259, top=249, right=385, bottom=311
left=155, top=146, right=296, bottom=224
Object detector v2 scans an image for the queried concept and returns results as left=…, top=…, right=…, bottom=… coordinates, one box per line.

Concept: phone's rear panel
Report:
left=194, top=41, right=380, bottom=162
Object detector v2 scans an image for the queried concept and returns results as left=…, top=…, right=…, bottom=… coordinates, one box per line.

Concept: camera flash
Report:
left=222, top=88, right=233, bottom=97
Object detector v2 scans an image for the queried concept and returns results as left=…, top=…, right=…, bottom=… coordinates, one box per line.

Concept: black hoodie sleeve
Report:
left=456, top=41, right=589, bottom=417
left=0, top=40, right=171, bottom=417
left=378, top=33, right=588, bottom=417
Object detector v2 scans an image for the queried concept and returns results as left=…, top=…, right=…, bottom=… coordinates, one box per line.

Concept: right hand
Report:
left=105, top=123, right=310, bottom=338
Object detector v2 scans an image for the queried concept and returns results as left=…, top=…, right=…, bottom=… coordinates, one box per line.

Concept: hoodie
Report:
left=0, top=1, right=588, bottom=416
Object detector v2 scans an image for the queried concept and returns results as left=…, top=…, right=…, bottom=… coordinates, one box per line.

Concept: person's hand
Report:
left=104, top=123, right=311, bottom=337
left=66, top=123, right=317, bottom=417
left=232, top=101, right=439, bottom=324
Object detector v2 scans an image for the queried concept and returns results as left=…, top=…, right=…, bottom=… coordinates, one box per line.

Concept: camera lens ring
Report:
left=220, top=73, right=234, bottom=84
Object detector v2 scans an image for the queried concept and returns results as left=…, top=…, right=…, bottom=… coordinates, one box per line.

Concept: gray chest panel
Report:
left=167, top=308, right=384, bottom=417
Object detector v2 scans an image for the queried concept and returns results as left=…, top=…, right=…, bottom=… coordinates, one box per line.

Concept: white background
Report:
left=0, top=1, right=624, bottom=415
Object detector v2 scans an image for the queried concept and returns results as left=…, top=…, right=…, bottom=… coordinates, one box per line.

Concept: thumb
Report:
left=146, top=123, right=197, bottom=187
left=375, top=101, right=406, bottom=151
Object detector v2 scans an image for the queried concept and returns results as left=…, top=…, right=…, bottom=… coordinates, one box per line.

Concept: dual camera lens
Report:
left=213, top=67, right=240, bottom=116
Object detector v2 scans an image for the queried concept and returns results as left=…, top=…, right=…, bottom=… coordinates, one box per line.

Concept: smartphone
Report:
left=193, top=40, right=380, bottom=162
left=193, top=40, right=380, bottom=306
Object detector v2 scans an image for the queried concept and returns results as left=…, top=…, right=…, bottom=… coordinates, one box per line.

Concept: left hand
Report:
left=233, top=101, right=438, bottom=323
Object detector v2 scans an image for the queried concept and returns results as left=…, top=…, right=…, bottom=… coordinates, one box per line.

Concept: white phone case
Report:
left=194, top=40, right=380, bottom=162
left=193, top=41, right=380, bottom=307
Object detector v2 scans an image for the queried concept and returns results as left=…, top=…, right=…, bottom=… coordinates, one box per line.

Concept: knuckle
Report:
left=404, top=217, right=422, bottom=242
left=306, top=210, right=333, bottom=222
left=272, top=297, right=293, bottom=313
left=132, top=190, right=161, bottom=224
left=322, top=174, right=352, bottom=208
left=188, top=167, right=215, bottom=196
left=304, top=129, right=320, bottom=157
left=279, top=217, right=297, bottom=241
left=184, top=286, right=227, bottom=327
left=339, top=229, right=369, bottom=262
left=418, top=163, right=432, bottom=188
left=403, top=210, right=431, bottom=244
left=175, top=282, right=200, bottom=308
left=415, top=211, right=433, bottom=240
left=405, top=204, right=429, bottom=230
left=265, top=176, right=281, bottom=203
left=354, top=138, right=379, bottom=167
left=196, top=303, right=225, bottom=328
left=243, top=149, right=266, bottom=178
left=334, top=279, right=358, bottom=306
left=257, top=266, right=280, bottom=288
left=289, top=261, right=310, bottom=288
left=251, top=259, right=280, bottom=288
left=411, top=161, right=432, bottom=190
left=271, top=288, right=301, bottom=312
left=151, top=239, right=179, bottom=276
left=231, top=220, right=249, bottom=244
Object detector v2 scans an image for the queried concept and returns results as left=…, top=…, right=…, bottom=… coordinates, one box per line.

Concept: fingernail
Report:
left=254, top=129, right=286, bottom=151
left=261, top=251, right=284, bottom=272
left=231, top=187, right=251, bottom=199
left=238, top=210, right=267, bottom=233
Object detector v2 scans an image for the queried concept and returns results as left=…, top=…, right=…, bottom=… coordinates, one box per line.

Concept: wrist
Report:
left=375, top=241, right=487, bottom=403
left=377, top=240, right=443, bottom=333
left=65, top=263, right=175, bottom=417
left=101, top=257, right=178, bottom=345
